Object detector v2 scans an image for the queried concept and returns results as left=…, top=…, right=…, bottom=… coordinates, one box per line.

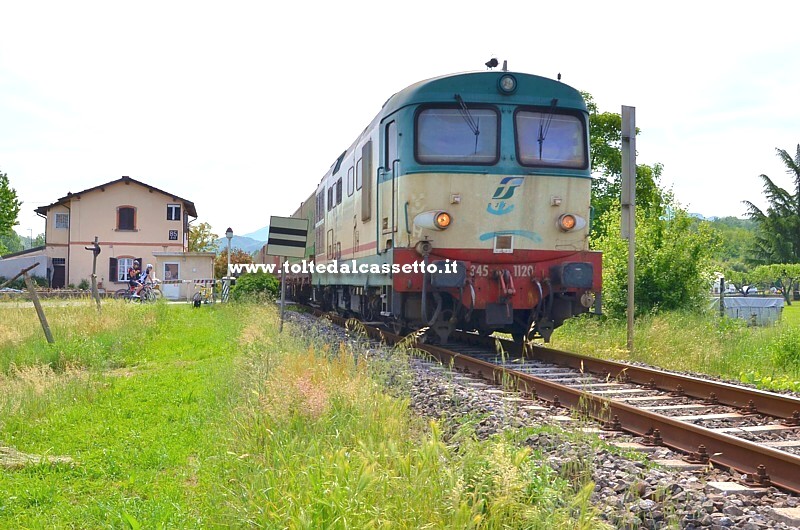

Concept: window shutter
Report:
left=109, top=258, right=118, bottom=282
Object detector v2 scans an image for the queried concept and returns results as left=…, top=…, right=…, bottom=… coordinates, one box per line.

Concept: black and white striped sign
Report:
left=266, top=216, right=309, bottom=258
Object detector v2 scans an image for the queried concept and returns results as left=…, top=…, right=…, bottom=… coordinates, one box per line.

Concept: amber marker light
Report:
left=558, top=214, right=577, bottom=231
left=435, top=211, right=452, bottom=229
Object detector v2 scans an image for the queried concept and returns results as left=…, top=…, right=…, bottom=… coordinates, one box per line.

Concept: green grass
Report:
left=0, top=301, right=610, bottom=529
left=550, top=303, right=800, bottom=393
left=0, top=301, right=241, bottom=527
left=783, top=303, right=800, bottom=326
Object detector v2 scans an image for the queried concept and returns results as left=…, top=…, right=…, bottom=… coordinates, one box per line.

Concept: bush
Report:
left=595, top=205, right=719, bottom=318
left=78, top=279, right=90, bottom=290
left=769, top=326, right=800, bottom=369
left=0, top=275, right=47, bottom=290
left=230, top=272, right=279, bottom=301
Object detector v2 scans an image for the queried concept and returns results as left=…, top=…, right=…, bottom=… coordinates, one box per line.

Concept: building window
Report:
left=167, top=204, right=181, bottom=221
left=164, top=263, right=180, bottom=280
left=117, top=257, right=134, bottom=282
left=54, top=213, right=69, bottom=229
left=117, top=206, right=136, bottom=230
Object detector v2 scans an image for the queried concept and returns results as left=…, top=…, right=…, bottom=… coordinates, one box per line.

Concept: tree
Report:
left=743, top=145, right=800, bottom=265
left=189, top=221, right=218, bottom=252
left=0, top=233, right=22, bottom=255
left=707, top=217, right=756, bottom=272
left=595, top=201, right=720, bottom=318
left=720, top=268, right=763, bottom=296
left=750, top=263, right=800, bottom=305
left=582, top=93, right=665, bottom=240
left=214, top=248, right=253, bottom=279
left=0, top=171, right=22, bottom=254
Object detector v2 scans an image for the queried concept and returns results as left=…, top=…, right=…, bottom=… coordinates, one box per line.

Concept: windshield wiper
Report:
left=455, top=94, right=480, bottom=153
left=537, top=98, right=559, bottom=159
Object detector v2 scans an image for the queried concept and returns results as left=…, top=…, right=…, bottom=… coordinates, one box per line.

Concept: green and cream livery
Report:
left=282, top=70, right=601, bottom=343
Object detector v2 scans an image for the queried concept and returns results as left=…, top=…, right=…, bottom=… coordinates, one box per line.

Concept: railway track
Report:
left=309, top=308, right=800, bottom=495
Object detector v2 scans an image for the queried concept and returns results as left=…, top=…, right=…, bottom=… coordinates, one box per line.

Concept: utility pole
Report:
left=621, top=106, right=636, bottom=352
left=85, top=236, right=102, bottom=312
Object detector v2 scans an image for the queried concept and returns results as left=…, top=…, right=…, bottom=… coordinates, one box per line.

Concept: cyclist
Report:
left=138, top=264, right=157, bottom=300
left=128, top=260, right=143, bottom=298
left=141, top=264, right=156, bottom=285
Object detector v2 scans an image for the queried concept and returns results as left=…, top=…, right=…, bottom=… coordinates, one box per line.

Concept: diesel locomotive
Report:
left=281, top=70, right=601, bottom=343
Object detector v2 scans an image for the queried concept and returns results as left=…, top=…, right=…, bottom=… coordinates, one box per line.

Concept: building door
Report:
left=162, top=262, right=180, bottom=299
left=52, top=258, right=66, bottom=288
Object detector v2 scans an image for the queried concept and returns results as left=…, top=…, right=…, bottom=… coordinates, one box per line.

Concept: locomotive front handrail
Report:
left=375, top=166, right=385, bottom=255
left=404, top=201, right=411, bottom=240
left=392, top=158, right=401, bottom=241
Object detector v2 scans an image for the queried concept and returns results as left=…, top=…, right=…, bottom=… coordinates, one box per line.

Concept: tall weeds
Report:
left=552, top=308, right=800, bottom=392
left=219, top=305, right=609, bottom=529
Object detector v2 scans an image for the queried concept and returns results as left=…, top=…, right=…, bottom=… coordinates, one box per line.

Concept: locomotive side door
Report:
left=380, top=120, right=399, bottom=252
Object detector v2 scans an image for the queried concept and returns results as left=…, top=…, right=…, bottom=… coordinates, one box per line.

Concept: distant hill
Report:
left=214, top=235, right=264, bottom=254
left=689, top=212, right=717, bottom=221
left=242, top=226, right=270, bottom=242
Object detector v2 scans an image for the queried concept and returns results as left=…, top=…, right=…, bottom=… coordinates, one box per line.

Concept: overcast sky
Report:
left=2, top=1, right=799, bottom=240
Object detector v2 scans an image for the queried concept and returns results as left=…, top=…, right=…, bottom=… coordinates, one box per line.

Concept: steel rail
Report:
left=453, top=331, right=800, bottom=420
left=416, top=339, right=800, bottom=494
left=311, top=310, right=800, bottom=492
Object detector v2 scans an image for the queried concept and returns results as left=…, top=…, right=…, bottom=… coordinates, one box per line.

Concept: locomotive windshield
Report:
left=415, top=107, right=499, bottom=164
left=515, top=110, right=587, bottom=168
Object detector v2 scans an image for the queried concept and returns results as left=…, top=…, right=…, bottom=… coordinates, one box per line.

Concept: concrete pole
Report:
left=621, top=106, right=636, bottom=353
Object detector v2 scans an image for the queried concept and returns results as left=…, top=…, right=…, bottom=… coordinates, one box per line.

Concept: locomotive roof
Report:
left=317, top=71, right=588, bottom=187
left=379, top=71, right=587, bottom=118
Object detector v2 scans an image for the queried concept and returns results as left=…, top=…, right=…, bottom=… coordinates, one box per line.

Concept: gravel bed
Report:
left=286, top=310, right=800, bottom=529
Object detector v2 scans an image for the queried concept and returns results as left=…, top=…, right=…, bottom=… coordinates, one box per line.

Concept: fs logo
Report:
left=487, top=177, right=524, bottom=215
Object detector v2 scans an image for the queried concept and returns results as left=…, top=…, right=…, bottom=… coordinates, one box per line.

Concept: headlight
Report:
left=557, top=214, right=586, bottom=231
left=498, top=74, right=517, bottom=94
left=414, top=210, right=452, bottom=231
left=435, top=212, right=451, bottom=229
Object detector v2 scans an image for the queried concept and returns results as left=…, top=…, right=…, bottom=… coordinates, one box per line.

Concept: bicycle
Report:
left=191, top=281, right=215, bottom=307
left=115, top=280, right=159, bottom=303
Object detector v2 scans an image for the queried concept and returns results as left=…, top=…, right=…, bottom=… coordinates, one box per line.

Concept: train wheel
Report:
left=389, top=320, right=406, bottom=336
